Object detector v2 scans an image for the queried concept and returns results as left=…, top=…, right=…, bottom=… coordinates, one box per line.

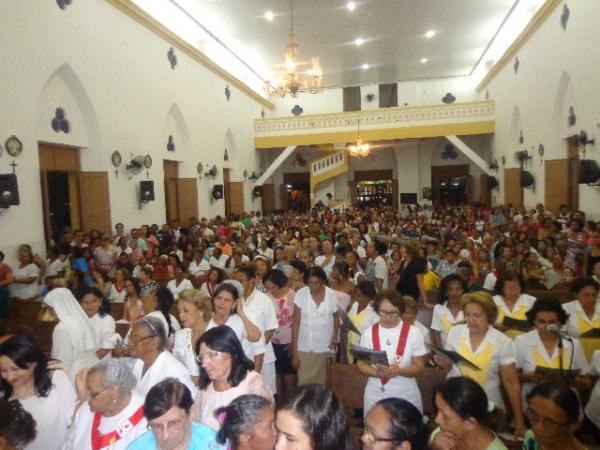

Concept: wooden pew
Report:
left=7, top=300, right=43, bottom=320
left=525, top=289, right=572, bottom=303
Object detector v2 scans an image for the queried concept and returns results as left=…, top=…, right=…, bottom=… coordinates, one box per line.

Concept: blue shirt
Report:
left=127, top=422, right=225, bottom=450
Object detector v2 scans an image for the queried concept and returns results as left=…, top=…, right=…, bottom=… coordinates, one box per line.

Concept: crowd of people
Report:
left=0, top=201, right=599, bottom=450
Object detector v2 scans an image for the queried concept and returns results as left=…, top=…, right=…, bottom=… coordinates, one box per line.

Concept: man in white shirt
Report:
left=365, top=240, right=388, bottom=292
left=257, top=240, right=274, bottom=262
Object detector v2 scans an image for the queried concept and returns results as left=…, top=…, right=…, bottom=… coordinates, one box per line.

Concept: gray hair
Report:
left=135, top=316, right=168, bottom=349
left=221, top=279, right=244, bottom=300
left=88, top=358, right=137, bottom=395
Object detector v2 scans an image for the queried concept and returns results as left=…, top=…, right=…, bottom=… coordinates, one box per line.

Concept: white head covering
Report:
left=44, top=288, right=97, bottom=351
left=221, top=279, right=244, bottom=300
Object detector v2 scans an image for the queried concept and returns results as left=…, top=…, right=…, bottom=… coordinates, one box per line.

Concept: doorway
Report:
left=431, top=165, right=470, bottom=205
left=283, top=172, right=310, bottom=211
left=46, top=172, right=73, bottom=237
left=164, top=160, right=179, bottom=224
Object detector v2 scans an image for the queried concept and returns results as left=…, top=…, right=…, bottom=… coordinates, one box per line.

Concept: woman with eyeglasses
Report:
left=356, top=289, right=427, bottom=415
left=215, top=394, right=277, bottom=450
left=0, top=335, right=75, bottom=450
left=128, top=378, right=225, bottom=450
left=430, top=377, right=508, bottom=450
left=127, top=316, right=196, bottom=397
left=193, top=325, right=273, bottom=431
left=64, top=359, right=147, bottom=450
left=522, top=381, right=587, bottom=450
left=361, top=397, right=429, bottom=450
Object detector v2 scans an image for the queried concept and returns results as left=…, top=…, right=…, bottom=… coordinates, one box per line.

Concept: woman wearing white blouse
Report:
left=166, top=263, right=193, bottom=300
left=291, top=267, right=339, bottom=385
left=78, top=286, right=116, bottom=360
left=173, top=288, right=212, bottom=385
left=357, top=290, right=427, bottom=414
left=0, top=335, right=76, bottom=450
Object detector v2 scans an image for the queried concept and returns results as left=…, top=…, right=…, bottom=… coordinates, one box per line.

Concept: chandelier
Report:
left=267, top=0, right=323, bottom=98
left=348, top=117, right=370, bottom=157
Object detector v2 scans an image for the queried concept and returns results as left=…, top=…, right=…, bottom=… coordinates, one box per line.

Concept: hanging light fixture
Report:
left=267, top=0, right=323, bottom=98
left=348, top=116, right=370, bottom=157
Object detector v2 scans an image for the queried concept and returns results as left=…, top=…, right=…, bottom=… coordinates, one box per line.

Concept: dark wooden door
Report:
left=504, top=168, right=523, bottom=207
left=79, top=172, right=111, bottom=233
left=262, top=184, right=275, bottom=212
left=163, top=160, right=179, bottom=223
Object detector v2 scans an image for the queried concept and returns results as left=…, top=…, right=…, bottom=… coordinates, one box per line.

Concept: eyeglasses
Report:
left=378, top=309, right=400, bottom=318
left=524, top=408, right=569, bottom=430
left=195, top=350, right=226, bottom=364
left=128, top=334, right=154, bottom=344
left=86, top=386, right=109, bottom=399
left=362, top=427, right=395, bottom=443
left=148, top=414, right=188, bottom=434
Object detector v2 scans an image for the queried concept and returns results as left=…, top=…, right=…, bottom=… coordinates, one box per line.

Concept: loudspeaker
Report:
left=252, top=186, right=263, bottom=198
left=0, top=174, right=20, bottom=207
left=488, top=175, right=499, bottom=189
left=521, top=171, right=535, bottom=188
left=139, top=180, right=155, bottom=202
left=212, top=184, right=224, bottom=200
left=579, top=160, right=600, bottom=184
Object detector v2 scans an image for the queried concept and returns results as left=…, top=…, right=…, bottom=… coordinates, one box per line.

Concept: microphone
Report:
left=546, top=324, right=573, bottom=341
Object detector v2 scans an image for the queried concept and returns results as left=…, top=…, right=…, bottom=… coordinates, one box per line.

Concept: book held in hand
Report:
left=580, top=328, right=600, bottom=339
left=350, top=344, right=389, bottom=366
left=502, top=316, right=531, bottom=331
left=430, top=346, right=481, bottom=371
left=534, top=366, right=581, bottom=379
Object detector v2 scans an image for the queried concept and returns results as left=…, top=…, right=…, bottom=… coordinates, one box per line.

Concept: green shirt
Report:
left=431, top=427, right=508, bottom=450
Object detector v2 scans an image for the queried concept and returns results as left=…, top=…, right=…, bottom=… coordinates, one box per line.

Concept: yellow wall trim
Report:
left=256, top=120, right=495, bottom=148
left=476, top=0, right=562, bottom=93
left=310, top=163, right=349, bottom=193
left=105, top=0, right=275, bottom=110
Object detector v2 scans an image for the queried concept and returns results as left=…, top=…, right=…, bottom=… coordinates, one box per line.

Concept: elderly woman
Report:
left=430, top=377, right=508, bottom=450
left=127, top=316, right=196, bottom=397
left=78, top=286, right=116, bottom=360
left=10, top=244, right=40, bottom=302
left=194, top=326, right=272, bottom=431
left=435, top=292, right=527, bottom=437
left=43, top=287, right=98, bottom=377
left=563, top=277, right=600, bottom=362
left=173, top=288, right=212, bottom=384
left=128, top=378, right=224, bottom=450
left=64, top=359, right=147, bottom=450
left=362, top=398, right=429, bottom=450
left=0, top=335, right=75, bottom=450
left=523, top=382, right=588, bottom=450
left=492, top=272, right=536, bottom=339
left=215, top=394, right=277, bottom=450
left=291, top=266, right=339, bottom=385
left=274, top=384, right=352, bottom=450
left=357, top=290, right=427, bottom=414
left=515, top=298, right=588, bottom=402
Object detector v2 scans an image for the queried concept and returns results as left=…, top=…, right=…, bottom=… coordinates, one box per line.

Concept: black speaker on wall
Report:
left=0, top=174, right=20, bottom=207
left=578, top=160, right=600, bottom=184
left=252, top=186, right=263, bottom=198
left=212, top=184, right=224, bottom=200
left=488, top=175, right=499, bottom=189
left=521, top=171, right=535, bottom=188
left=140, top=180, right=155, bottom=202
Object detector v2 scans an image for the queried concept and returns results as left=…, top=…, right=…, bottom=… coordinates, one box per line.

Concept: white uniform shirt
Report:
left=294, top=286, right=338, bottom=353
left=173, top=328, right=199, bottom=376
left=314, top=255, right=336, bottom=278
left=445, top=324, right=516, bottom=407
left=206, top=314, right=265, bottom=362
left=189, top=259, right=210, bottom=277
left=89, top=313, right=116, bottom=350
left=373, top=255, right=389, bottom=290
left=10, top=263, right=40, bottom=299
left=431, top=303, right=464, bottom=346
left=62, top=393, right=147, bottom=450
left=585, top=350, right=600, bottom=428
left=244, top=290, right=279, bottom=365
left=562, top=299, right=600, bottom=338
left=166, top=278, right=194, bottom=299
left=492, top=294, right=536, bottom=324
left=132, top=350, right=196, bottom=397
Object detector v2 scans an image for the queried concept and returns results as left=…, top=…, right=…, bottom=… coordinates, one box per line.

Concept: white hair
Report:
left=88, top=358, right=137, bottom=395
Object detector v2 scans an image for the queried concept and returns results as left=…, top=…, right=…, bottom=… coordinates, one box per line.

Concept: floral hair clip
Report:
left=216, top=411, right=227, bottom=424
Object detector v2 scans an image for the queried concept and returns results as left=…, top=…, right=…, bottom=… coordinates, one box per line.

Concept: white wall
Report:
left=0, top=0, right=265, bottom=265
left=480, top=0, right=600, bottom=218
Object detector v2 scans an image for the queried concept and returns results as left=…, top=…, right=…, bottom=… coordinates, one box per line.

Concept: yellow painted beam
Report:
left=476, top=0, right=561, bottom=92
left=105, top=0, right=275, bottom=110
left=256, top=120, right=495, bottom=148
left=310, top=163, right=349, bottom=193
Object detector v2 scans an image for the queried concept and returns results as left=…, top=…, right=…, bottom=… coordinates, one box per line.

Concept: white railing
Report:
left=255, top=101, right=495, bottom=136
left=311, top=151, right=346, bottom=178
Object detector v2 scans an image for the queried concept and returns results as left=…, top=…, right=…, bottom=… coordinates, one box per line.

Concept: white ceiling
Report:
left=171, top=0, right=520, bottom=88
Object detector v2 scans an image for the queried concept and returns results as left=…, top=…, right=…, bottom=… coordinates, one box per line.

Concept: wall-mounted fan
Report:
left=126, top=155, right=145, bottom=178
left=205, top=165, right=218, bottom=177
left=514, top=149, right=532, bottom=166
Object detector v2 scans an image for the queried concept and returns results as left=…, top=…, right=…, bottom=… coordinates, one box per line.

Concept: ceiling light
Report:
left=266, top=0, right=323, bottom=97
left=355, top=38, right=364, bottom=46
left=347, top=2, right=356, bottom=11
left=348, top=116, right=370, bottom=158
left=264, top=11, right=274, bottom=21
left=362, top=63, right=370, bottom=70
left=425, top=30, right=436, bottom=38
left=421, top=58, right=428, bottom=63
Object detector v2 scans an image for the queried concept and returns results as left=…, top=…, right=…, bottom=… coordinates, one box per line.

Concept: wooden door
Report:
left=504, top=168, right=523, bottom=207
left=392, top=179, right=399, bottom=209
left=279, top=184, right=289, bottom=210
left=480, top=173, right=492, bottom=206
left=78, top=172, right=111, bottom=233
left=176, top=178, right=198, bottom=227
left=227, top=182, right=245, bottom=216
left=223, top=169, right=231, bottom=217
left=163, top=160, right=178, bottom=223
left=262, top=184, right=275, bottom=212
left=567, top=136, right=579, bottom=210
left=545, top=159, right=569, bottom=214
